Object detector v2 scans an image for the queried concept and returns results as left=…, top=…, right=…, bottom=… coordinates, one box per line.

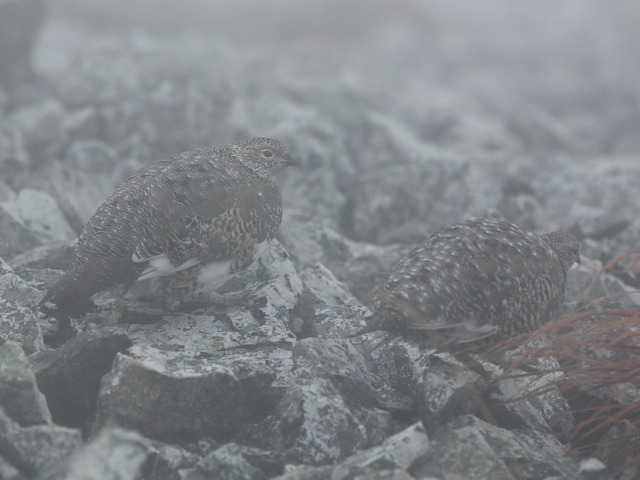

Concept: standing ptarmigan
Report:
left=39, top=137, right=297, bottom=317
left=361, top=218, right=580, bottom=350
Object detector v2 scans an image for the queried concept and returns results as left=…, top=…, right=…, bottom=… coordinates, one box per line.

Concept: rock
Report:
left=594, top=420, right=637, bottom=480
left=36, top=428, right=148, bottom=480
left=480, top=358, right=574, bottom=441
left=0, top=302, right=44, bottom=355
left=29, top=140, right=136, bottom=232
left=0, top=342, right=50, bottom=426
left=292, top=339, right=380, bottom=410
left=531, top=158, right=640, bottom=256
left=343, top=153, right=502, bottom=245
left=51, top=44, right=232, bottom=158
left=0, top=208, right=40, bottom=260
left=410, top=415, right=582, bottom=479
left=0, top=454, right=25, bottom=480
left=140, top=440, right=200, bottom=480
left=241, top=379, right=368, bottom=466
left=97, top=240, right=301, bottom=376
left=300, top=263, right=360, bottom=307
left=0, top=257, right=12, bottom=276
left=1, top=189, right=75, bottom=243
left=331, top=422, right=428, bottom=479
left=30, top=328, right=132, bottom=429
left=8, top=242, right=75, bottom=272
left=273, top=423, right=428, bottom=480
left=7, top=99, right=68, bottom=161
left=0, top=124, right=29, bottom=187
left=565, top=257, right=640, bottom=308
left=0, top=260, right=44, bottom=356
left=280, top=219, right=409, bottom=303
left=185, top=443, right=284, bottom=480
left=0, top=270, right=43, bottom=307
left=0, top=408, right=82, bottom=479
left=416, top=354, right=482, bottom=432
left=94, top=346, right=275, bottom=443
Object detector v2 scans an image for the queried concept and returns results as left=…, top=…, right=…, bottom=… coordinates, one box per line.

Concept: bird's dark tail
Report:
left=37, top=273, right=96, bottom=319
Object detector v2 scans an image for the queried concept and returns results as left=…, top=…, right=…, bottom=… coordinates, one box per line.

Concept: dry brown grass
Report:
left=488, top=300, right=640, bottom=477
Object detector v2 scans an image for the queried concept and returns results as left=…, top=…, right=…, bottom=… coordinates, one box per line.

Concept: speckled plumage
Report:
left=39, top=137, right=296, bottom=316
left=368, top=218, right=580, bottom=349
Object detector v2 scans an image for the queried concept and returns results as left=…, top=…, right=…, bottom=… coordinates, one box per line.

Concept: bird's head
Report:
left=235, top=137, right=298, bottom=176
left=541, top=231, right=581, bottom=272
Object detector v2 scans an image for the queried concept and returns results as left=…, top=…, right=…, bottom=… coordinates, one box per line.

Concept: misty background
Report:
left=1, top=2, right=640, bottom=478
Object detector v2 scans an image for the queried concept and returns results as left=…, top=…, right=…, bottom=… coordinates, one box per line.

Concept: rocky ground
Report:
left=1, top=1, right=640, bottom=479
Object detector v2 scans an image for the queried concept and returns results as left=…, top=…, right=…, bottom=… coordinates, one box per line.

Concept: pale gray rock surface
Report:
left=0, top=342, right=50, bottom=427
left=36, top=428, right=149, bottom=480
left=0, top=408, right=82, bottom=478
left=95, top=346, right=276, bottom=442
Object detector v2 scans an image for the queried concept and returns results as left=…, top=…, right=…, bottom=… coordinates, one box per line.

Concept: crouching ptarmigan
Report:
left=359, top=218, right=580, bottom=350
left=39, top=137, right=297, bottom=318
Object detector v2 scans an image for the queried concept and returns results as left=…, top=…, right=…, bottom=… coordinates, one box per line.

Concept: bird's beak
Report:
left=285, top=156, right=299, bottom=168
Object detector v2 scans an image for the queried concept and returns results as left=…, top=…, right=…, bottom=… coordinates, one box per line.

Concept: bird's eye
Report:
left=261, top=149, right=274, bottom=158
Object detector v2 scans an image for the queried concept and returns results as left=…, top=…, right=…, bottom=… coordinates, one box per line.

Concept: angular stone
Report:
left=186, top=443, right=284, bottom=480
left=293, top=339, right=378, bottom=409
left=411, top=415, right=581, bottom=479
left=279, top=219, right=408, bottom=302
left=0, top=409, right=82, bottom=479
left=95, top=346, right=275, bottom=443
left=300, top=263, right=360, bottom=307
left=0, top=454, right=25, bottom=480
left=140, top=440, right=200, bottom=480
left=0, top=209, right=40, bottom=260
left=29, top=140, right=134, bottom=232
left=332, top=422, right=429, bottom=478
left=416, top=354, right=482, bottom=431
left=30, top=329, right=132, bottom=429
left=0, top=302, right=44, bottom=354
left=241, top=380, right=367, bottom=465
left=481, top=358, right=574, bottom=441
left=0, top=343, right=50, bottom=427
left=593, top=420, right=637, bottom=480
left=7, top=242, right=74, bottom=272
left=0, top=271, right=43, bottom=308
left=344, top=154, right=501, bottom=245
left=37, top=428, right=148, bottom=480
left=1, top=189, right=75, bottom=244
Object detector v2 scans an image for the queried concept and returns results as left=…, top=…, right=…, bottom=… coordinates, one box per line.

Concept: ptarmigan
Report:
left=362, top=218, right=580, bottom=350
left=39, top=137, right=297, bottom=317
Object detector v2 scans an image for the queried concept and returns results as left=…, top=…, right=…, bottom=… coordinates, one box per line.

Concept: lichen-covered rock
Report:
left=0, top=408, right=82, bottom=479
left=0, top=342, right=50, bottom=426
left=411, top=415, right=582, bottom=479
left=95, top=346, right=276, bottom=443
left=241, top=380, right=368, bottom=465
left=185, top=443, right=284, bottom=480
left=36, top=428, right=148, bottom=480
left=0, top=302, right=43, bottom=355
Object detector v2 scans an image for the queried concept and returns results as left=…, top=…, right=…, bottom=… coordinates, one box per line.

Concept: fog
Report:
left=1, top=1, right=639, bottom=478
